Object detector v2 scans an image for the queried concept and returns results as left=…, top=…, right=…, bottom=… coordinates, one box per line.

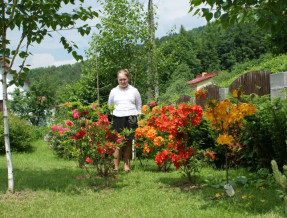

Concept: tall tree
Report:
left=0, top=0, right=97, bottom=193
left=83, top=0, right=150, bottom=104
left=147, top=0, right=158, bottom=102
left=10, top=79, right=56, bottom=126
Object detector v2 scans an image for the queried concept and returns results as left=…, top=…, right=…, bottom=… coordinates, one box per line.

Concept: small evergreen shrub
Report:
left=0, top=112, right=35, bottom=154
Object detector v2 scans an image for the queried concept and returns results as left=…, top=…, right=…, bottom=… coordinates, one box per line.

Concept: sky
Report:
left=10, top=0, right=207, bottom=69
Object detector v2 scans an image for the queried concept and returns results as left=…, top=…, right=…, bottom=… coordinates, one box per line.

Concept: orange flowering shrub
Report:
left=136, top=103, right=212, bottom=182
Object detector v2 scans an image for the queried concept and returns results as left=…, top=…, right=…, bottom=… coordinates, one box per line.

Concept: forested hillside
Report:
left=28, top=62, right=82, bottom=90
left=27, top=22, right=272, bottom=104
left=214, top=53, right=287, bottom=87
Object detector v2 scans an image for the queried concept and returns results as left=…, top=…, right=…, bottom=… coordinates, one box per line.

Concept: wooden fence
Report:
left=195, top=84, right=220, bottom=108
left=229, top=71, right=271, bottom=96
left=177, top=71, right=272, bottom=107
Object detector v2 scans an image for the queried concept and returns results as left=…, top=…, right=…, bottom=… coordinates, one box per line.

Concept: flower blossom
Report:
left=65, top=120, right=74, bottom=126
left=154, top=136, right=164, bottom=147
left=73, top=109, right=80, bottom=119
left=91, top=105, right=98, bottom=109
left=150, top=101, right=157, bottom=107
left=205, top=151, right=215, bottom=160
left=216, top=134, right=234, bottom=145
left=86, top=157, right=92, bottom=164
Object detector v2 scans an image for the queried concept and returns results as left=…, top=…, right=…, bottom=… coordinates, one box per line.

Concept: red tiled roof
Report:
left=188, top=72, right=218, bottom=85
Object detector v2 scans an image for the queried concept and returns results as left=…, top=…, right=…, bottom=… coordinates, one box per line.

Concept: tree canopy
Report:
left=189, top=0, right=287, bottom=53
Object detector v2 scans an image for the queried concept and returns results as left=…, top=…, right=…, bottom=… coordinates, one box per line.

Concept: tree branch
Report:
left=7, top=0, right=18, bottom=27
left=8, top=42, right=30, bottom=87
left=47, top=25, right=98, bottom=33
left=9, top=33, right=26, bottom=69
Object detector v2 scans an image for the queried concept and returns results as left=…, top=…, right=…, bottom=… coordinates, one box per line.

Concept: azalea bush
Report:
left=135, top=102, right=215, bottom=183
left=45, top=102, right=126, bottom=186
left=204, top=90, right=257, bottom=184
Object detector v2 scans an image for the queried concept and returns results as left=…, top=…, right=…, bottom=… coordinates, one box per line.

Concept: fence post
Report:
left=219, top=88, right=229, bottom=101
left=270, top=72, right=287, bottom=100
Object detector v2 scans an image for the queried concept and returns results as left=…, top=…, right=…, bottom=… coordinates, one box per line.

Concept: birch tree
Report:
left=0, top=0, right=98, bottom=193
left=83, top=0, right=150, bottom=104
left=147, top=0, right=159, bottom=102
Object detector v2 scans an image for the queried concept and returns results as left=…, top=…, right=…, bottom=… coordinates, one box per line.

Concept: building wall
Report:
left=189, top=78, right=215, bottom=91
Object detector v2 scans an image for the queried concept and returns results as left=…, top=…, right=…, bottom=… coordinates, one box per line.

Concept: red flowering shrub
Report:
left=135, top=103, right=214, bottom=183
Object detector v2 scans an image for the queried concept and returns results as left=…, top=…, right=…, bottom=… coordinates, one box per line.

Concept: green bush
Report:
left=238, top=95, right=287, bottom=170
left=33, top=126, right=50, bottom=140
left=0, top=112, right=35, bottom=154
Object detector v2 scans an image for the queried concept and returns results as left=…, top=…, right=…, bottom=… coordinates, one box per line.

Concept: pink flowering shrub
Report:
left=46, top=102, right=125, bottom=186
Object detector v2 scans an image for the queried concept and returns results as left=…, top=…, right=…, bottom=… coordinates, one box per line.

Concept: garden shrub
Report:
left=0, top=112, right=35, bottom=154
left=238, top=95, right=287, bottom=170
left=135, top=102, right=216, bottom=183
left=187, top=119, right=225, bottom=168
left=46, top=102, right=127, bottom=186
left=34, top=126, right=50, bottom=140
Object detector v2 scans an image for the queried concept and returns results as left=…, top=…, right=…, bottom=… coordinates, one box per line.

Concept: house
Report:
left=188, top=72, right=218, bottom=91
left=0, top=57, right=29, bottom=111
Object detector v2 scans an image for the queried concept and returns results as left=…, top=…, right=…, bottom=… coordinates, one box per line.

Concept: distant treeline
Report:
left=28, top=22, right=273, bottom=104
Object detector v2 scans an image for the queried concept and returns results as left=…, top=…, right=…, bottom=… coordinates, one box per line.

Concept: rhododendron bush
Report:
left=45, top=102, right=126, bottom=186
left=204, top=90, right=257, bottom=184
left=135, top=102, right=214, bottom=183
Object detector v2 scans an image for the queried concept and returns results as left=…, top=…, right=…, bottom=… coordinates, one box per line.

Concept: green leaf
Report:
left=19, top=51, right=27, bottom=58
left=72, top=51, right=79, bottom=60
left=194, top=8, right=201, bottom=16
left=214, top=10, right=221, bottom=19
left=188, top=6, right=194, bottom=13
left=191, top=0, right=203, bottom=7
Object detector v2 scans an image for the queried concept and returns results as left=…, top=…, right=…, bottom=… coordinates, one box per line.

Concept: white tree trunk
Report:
left=95, top=48, right=100, bottom=106
left=0, top=67, right=14, bottom=193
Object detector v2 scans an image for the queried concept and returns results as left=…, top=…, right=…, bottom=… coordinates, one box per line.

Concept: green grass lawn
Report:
left=0, top=140, right=284, bottom=217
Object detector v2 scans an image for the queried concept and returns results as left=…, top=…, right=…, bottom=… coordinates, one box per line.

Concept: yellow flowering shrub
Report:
left=205, top=96, right=257, bottom=147
left=204, top=90, right=257, bottom=183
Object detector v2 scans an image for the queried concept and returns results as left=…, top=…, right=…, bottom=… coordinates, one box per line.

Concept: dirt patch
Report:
left=0, top=191, right=38, bottom=202
left=170, top=181, right=201, bottom=192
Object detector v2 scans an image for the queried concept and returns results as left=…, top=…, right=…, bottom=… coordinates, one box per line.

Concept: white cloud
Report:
left=156, top=0, right=206, bottom=36
left=53, top=59, right=78, bottom=67
left=30, top=53, right=55, bottom=68
left=28, top=53, right=77, bottom=69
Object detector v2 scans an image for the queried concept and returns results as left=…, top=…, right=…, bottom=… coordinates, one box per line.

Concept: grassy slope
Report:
left=214, top=53, right=287, bottom=88
left=0, top=140, right=284, bottom=218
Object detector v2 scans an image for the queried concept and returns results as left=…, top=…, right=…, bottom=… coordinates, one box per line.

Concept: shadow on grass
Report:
left=198, top=189, right=284, bottom=217
left=131, top=159, right=178, bottom=173
left=0, top=167, right=127, bottom=193
left=158, top=175, right=284, bottom=217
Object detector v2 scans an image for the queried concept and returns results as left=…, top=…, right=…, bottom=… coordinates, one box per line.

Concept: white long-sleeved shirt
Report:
left=108, top=84, right=142, bottom=117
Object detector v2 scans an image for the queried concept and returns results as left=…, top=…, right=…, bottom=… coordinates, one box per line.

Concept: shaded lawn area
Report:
left=0, top=140, right=284, bottom=217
